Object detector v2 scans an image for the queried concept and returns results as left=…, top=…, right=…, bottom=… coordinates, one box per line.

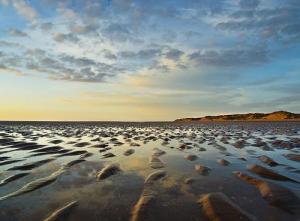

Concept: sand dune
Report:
left=175, top=111, right=300, bottom=122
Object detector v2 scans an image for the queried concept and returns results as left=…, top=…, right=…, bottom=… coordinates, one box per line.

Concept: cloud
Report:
left=40, top=22, right=53, bottom=31
left=119, top=48, right=162, bottom=60
left=25, top=59, right=110, bottom=83
left=0, top=0, right=9, bottom=5
left=164, top=48, right=184, bottom=61
left=25, top=48, right=46, bottom=57
left=149, top=62, right=170, bottom=72
left=59, top=54, right=97, bottom=66
left=48, top=66, right=110, bottom=83
left=0, top=47, right=126, bottom=83
left=52, top=32, right=79, bottom=43
left=0, top=40, right=21, bottom=47
left=217, top=4, right=300, bottom=44
left=8, top=28, right=28, bottom=37
left=102, top=23, right=133, bottom=42
left=103, top=50, right=117, bottom=60
left=11, top=0, right=38, bottom=22
left=69, top=23, right=98, bottom=34
left=0, top=0, right=299, bottom=88
left=239, top=0, right=260, bottom=9
left=189, top=47, right=268, bottom=67
left=57, top=2, right=77, bottom=19
left=281, top=24, right=300, bottom=36
left=0, top=50, right=23, bottom=67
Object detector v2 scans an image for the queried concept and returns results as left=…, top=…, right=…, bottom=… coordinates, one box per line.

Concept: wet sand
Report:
left=0, top=121, right=299, bottom=221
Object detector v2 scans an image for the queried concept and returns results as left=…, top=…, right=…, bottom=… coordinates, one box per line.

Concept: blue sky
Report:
left=0, top=0, right=300, bottom=120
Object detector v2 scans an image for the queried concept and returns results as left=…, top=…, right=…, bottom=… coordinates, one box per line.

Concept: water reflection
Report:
left=0, top=122, right=299, bottom=221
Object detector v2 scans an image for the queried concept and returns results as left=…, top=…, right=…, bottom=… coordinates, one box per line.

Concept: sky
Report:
left=0, top=0, right=300, bottom=121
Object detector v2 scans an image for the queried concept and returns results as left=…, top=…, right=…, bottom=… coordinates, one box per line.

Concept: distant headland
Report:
left=174, top=111, right=300, bottom=122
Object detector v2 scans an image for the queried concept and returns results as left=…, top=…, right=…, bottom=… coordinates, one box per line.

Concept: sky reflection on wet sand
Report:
left=0, top=122, right=299, bottom=221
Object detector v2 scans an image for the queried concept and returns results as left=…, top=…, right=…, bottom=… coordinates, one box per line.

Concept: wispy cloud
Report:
left=11, top=0, right=37, bottom=22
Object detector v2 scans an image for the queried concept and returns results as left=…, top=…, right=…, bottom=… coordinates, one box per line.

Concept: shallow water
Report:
left=0, top=121, right=299, bottom=221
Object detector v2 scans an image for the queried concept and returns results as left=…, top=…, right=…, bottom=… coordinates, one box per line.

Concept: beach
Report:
left=0, top=121, right=299, bottom=221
